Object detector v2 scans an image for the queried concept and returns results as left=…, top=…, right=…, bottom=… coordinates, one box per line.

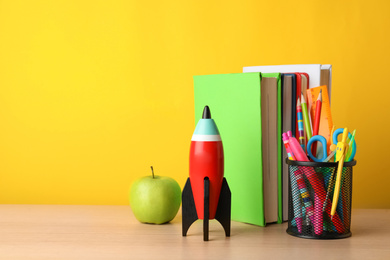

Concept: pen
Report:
left=346, top=129, right=356, bottom=162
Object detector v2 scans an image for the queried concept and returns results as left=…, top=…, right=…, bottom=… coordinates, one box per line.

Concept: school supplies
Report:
left=307, top=135, right=336, bottom=162
left=282, top=74, right=295, bottom=221
left=300, top=73, right=309, bottom=102
left=300, top=94, right=312, bottom=141
left=261, top=76, right=281, bottom=224
left=282, top=133, right=302, bottom=232
left=299, top=73, right=310, bottom=139
left=288, top=136, right=307, bottom=161
left=194, top=73, right=264, bottom=226
left=287, top=135, right=345, bottom=233
left=323, top=170, right=335, bottom=212
left=331, top=128, right=348, bottom=220
left=283, top=132, right=296, bottom=160
left=325, top=138, right=338, bottom=163
left=286, top=159, right=355, bottom=239
left=346, top=130, right=357, bottom=162
left=285, top=131, right=315, bottom=231
left=296, top=98, right=306, bottom=152
left=333, top=128, right=357, bottom=162
left=322, top=128, right=357, bottom=212
left=307, top=86, right=333, bottom=151
left=324, top=151, right=336, bottom=163
left=324, top=126, right=336, bottom=162
left=283, top=74, right=297, bottom=137
left=243, top=64, right=332, bottom=95
left=194, top=72, right=283, bottom=227
left=192, top=64, right=358, bottom=238
left=311, top=90, right=322, bottom=156
left=244, top=64, right=332, bottom=143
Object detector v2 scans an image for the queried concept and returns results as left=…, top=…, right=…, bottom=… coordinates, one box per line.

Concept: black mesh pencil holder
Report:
left=286, top=159, right=357, bottom=239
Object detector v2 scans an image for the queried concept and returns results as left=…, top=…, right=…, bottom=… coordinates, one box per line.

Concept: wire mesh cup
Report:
left=286, top=159, right=357, bottom=239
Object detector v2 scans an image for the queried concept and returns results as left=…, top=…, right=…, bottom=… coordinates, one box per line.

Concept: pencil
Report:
left=300, top=94, right=312, bottom=145
left=296, top=98, right=306, bottom=152
left=311, top=90, right=322, bottom=157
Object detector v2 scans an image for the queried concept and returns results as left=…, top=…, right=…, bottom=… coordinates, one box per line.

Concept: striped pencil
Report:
left=301, top=94, right=312, bottom=143
left=296, top=98, right=306, bottom=152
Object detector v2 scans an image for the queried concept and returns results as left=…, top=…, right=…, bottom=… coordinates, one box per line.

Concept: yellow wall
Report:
left=0, top=0, right=389, bottom=208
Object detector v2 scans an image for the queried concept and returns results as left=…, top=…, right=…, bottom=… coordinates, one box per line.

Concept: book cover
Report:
left=194, top=72, right=265, bottom=226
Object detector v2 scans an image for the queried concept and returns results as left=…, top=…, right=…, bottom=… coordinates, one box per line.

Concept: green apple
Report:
left=129, top=166, right=181, bottom=224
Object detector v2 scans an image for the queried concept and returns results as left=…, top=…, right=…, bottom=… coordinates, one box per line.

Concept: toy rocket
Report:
left=182, top=106, right=231, bottom=241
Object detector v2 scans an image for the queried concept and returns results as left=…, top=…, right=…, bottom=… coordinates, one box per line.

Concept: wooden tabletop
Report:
left=0, top=205, right=389, bottom=259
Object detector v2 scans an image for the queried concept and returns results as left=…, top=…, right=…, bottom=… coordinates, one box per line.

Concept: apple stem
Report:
left=151, top=166, right=155, bottom=179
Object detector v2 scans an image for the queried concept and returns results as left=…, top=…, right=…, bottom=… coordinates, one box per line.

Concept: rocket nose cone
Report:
left=202, top=106, right=211, bottom=119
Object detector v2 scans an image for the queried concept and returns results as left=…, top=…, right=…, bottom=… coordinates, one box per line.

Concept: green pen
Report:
left=346, top=130, right=356, bottom=162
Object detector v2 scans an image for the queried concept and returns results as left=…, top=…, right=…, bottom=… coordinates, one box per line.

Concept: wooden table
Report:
left=0, top=205, right=389, bottom=259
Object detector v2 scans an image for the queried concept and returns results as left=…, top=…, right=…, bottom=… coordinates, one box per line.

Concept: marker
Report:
left=283, top=133, right=302, bottom=232
left=283, top=132, right=296, bottom=160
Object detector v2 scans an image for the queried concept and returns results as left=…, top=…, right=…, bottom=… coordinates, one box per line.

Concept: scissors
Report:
left=307, top=128, right=357, bottom=162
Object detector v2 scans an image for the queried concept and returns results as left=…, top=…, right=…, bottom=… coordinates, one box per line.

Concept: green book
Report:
left=193, top=72, right=282, bottom=226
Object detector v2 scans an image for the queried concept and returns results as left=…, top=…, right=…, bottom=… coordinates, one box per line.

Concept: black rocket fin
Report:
left=204, top=177, right=210, bottom=241
left=215, top=178, right=231, bottom=237
left=182, top=178, right=198, bottom=236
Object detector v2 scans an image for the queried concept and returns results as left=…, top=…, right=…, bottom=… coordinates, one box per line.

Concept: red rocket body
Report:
left=189, top=140, right=224, bottom=219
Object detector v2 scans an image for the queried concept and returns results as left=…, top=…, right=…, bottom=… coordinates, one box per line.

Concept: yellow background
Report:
left=0, top=0, right=388, bottom=208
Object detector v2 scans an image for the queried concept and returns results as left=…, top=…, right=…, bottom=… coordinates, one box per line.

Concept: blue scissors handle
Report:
left=333, top=128, right=357, bottom=161
left=307, top=135, right=328, bottom=162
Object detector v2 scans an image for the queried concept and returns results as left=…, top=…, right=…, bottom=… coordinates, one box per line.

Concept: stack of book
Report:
left=193, top=64, right=332, bottom=226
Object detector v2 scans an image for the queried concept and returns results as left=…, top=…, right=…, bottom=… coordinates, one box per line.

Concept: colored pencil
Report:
left=311, top=90, right=322, bottom=157
left=300, top=94, right=312, bottom=144
left=296, top=98, right=306, bottom=152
